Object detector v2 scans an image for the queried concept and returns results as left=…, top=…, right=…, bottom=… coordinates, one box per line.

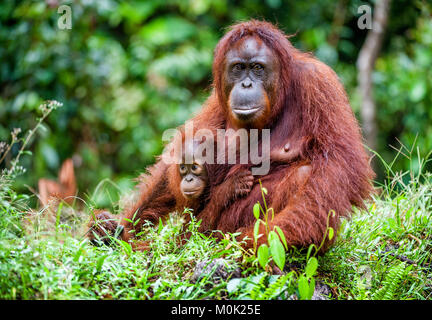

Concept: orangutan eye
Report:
left=233, top=63, right=245, bottom=72
left=179, top=165, right=187, bottom=174
left=253, top=63, right=263, bottom=71
left=191, top=164, right=202, bottom=175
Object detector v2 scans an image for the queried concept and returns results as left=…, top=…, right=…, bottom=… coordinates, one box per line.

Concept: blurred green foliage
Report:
left=0, top=0, right=431, bottom=206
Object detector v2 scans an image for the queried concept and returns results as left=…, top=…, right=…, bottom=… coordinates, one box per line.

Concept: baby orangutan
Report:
left=178, top=162, right=208, bottom=200
left=87, top=138, right=254, bottom=249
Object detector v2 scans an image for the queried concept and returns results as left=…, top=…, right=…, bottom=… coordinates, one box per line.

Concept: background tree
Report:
left=357, top=0, right=391, bottom=157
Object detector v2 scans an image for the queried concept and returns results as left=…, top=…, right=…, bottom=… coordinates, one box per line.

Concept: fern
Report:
left=372, top=262, right=406, bottom=300
left=261, top=272, right=293, bottom=299
left=249, top=276, right=266, bottom=299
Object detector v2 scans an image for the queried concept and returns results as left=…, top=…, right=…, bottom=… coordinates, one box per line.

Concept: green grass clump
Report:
left=320, top=147, right=432, bottom=300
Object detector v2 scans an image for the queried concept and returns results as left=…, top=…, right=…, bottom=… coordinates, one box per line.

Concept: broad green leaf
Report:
left=253, top=203, right=260, bottom=219
left=328, top=227, right=334, bottom=241
left=308, top=277, right=316, bottom=299
left=253, top=219, right=261, bottom=242
left=274, top=226, right=288, bottom=250
left=305, top=257, right=318, bottom=278
left=269, top=237, right=285, bottom=270
left=257, top=244, right=269, bottom=269
left=268, top=230, right=278, bottom=243
left=298, top=275, right=309, bottom=300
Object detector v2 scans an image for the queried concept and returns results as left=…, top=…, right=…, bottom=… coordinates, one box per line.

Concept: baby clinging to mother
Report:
left=88, top=20, right=375, bottom=253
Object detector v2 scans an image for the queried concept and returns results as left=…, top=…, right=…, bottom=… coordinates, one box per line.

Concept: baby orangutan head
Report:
left=178, top=139, right=209, bottom=200
left=178, top=161, right=208, bottom=200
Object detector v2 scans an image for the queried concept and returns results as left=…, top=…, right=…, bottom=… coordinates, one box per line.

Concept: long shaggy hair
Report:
left=94, top=20, right=375, bottom=252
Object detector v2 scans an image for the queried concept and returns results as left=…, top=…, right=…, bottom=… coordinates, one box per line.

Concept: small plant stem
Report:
left=0, top=139, right=17, bottom=165
left=10, top=109, right=53, bottom=173
left=258, top=179, right=270, bottom=236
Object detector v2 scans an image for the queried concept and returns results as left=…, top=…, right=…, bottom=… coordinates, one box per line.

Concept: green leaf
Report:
left=269, top=236, right=285, bottom=271
left=257, top=244, right=269, bottom=269
left=158, top=217, right=163, bottom=234
left=405, top=208, right=412, bottom=222
left=305, top=257, right=318, bottom=278
left=253, top=203, right=260, bottom=219
left=274, top=226, right=288, bottom=250
left=253, top=219, right=261, bottom=243
left=73, top=241, right=86, bottom=262
left=114, top=239, right=133, bottom=257
left=262, top=187, right=268, bottom=195
left=388, top=217, right=396, bottom=229
left=133, top=217, right=141, bottom=227
left=298, top=275, right=309, bottom=300
left=96, top=254, right=108, bottom=273
left=308, top=277, right=316, bottom=299
left=22, top=150, right=32, bottom=156
left=268, top=230, right=278, bottom=243
left=328, top=227, right=334, bottom=241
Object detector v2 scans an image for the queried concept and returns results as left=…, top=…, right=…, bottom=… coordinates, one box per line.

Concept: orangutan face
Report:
left=224, top=37, right=278, bottom=127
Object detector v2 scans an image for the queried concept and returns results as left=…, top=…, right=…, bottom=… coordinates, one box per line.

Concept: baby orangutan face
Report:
left=179, top=161, right=208, bottom=200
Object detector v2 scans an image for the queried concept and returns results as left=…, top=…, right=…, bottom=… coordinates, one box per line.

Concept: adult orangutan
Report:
left=88, top=20, right=374, bottom=252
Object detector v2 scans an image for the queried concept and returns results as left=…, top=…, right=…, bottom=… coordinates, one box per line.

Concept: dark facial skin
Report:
left=224, top=37, right=278, bottom=125
left=179, top=162, right=208, bottom=200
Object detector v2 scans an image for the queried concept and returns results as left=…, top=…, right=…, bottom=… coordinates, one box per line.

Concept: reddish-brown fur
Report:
left=88, top=134, right=253, bottom=249
left=38, top=158, right=77, bottom=207
left=89, top=20, right=375, bottom=252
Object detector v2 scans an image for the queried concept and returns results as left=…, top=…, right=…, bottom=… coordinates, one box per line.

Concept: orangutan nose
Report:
left=241, top=79, right=252, bottom=88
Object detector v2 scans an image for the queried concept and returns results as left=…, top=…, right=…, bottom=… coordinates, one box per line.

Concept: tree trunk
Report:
left=357, top=0, right=391, bottom=154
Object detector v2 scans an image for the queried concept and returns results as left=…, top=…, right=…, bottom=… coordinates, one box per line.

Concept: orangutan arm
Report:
left=237, top=157, right=373, bottom=253
left=196, top=168, right=254, bottom=233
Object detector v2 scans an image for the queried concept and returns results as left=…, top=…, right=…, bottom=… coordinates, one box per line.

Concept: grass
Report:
left=0, top=102, right=431, bottom=300
left=1, top=163, right=431, bottom=300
